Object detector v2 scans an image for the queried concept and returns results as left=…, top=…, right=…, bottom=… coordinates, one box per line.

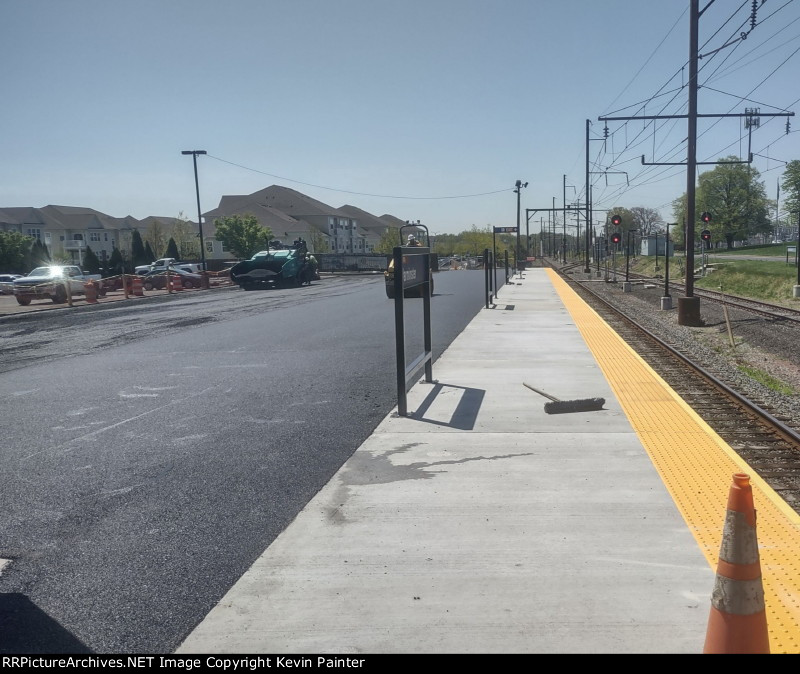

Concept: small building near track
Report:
left=641, top=235, right=674, bottom=257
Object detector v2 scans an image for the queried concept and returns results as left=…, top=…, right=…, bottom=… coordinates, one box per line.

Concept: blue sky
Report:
left=3, top=0, right=799, bottom=235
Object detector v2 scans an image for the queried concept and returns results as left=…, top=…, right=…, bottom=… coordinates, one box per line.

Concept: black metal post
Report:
left=484, top=247, right=491, bottom=307
left=393, top=247, right=406, bottom=416
left=489, top=250, right=494, bottom=297
left=655, top=232, right=659, bottom=270
left=664, top=225, right=671, bottom=298
left=485, top=255, right=489, bottom=308
left=492, top=229, right=497, bottom=288
left=562, top=177, right=566, bottom=264
left=422, top=252, right=432, bottom=383
left=680, top=0, right=701, bottom=325
left=625, top=230, right=632, bottom=282
left=181, top=150, right=207, bottom=274
left=515, top=180, right=527, bottom=271
left=516, top=181, right=521, bottom=268
left=796, top=220, right=800, bottom=285
left=585, top=119, right=591, bottom=272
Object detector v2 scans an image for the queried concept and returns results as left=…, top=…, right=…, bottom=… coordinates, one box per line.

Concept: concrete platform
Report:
left=176, top=268, right=727, bottom=654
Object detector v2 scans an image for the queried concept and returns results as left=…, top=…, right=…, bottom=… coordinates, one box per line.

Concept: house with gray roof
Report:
left=0, top=204, right=185, bottom=267
left=203, top=195, right=329, bottom=260
left=337, top=205, right=403, bottom=251
left=205, top=185, right=369, bottom=254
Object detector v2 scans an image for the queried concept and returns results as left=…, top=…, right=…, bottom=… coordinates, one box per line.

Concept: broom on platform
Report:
left=523, top=382, right=606, bottom=414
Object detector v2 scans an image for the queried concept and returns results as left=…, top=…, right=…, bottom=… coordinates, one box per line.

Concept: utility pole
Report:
left=585, top=120, right=607, bottom=273
left=682, top=0, right=700, bottom=325
left=598, top=1, right=792, bottom=324
left=585, top=120, right=591, bottom=272
left=515, top=180, right=528, bottom=270
left=563, top=176, right=567, bottom=264
left=181, top=149, right=208, bottom=276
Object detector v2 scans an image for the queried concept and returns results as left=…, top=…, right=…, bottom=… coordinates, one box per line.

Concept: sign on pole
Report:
left=493, top=227, right=517, bottom=233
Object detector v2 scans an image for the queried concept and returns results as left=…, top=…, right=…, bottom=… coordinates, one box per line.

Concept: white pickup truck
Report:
left=13, top=265, right=103, bottom=305
left=134, top=258, right=202, bottom=275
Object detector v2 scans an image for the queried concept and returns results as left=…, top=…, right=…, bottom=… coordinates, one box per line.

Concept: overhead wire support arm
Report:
left=599, top=112, right=794, bottom=121
left=598, top=111, right=794, bottom=167
left=591, top=170, right=629, bottom=186
left=641, top=155, right=752, bottom=166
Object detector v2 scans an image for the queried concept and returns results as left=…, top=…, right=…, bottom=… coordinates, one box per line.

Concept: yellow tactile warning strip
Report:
left=546, top=269, right=800, bottom=654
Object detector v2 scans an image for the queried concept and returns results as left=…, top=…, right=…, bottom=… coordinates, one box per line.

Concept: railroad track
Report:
left=623, top=270, right=800, bottom=323
left=550, top=264, right=800, bottom=514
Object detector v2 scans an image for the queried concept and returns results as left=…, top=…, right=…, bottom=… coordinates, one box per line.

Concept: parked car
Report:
left=12, top=266, right=104, bottom=305
left=141, top=268, right=203, bottom=290
left=0, top=274, right=23, bottom=295
left=134, top=258, right=203, bottom=276
left=135, top=257, right=179, bottom=275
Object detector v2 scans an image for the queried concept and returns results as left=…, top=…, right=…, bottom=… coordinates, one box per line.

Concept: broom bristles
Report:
left=544, top=398, right=606, bottom=414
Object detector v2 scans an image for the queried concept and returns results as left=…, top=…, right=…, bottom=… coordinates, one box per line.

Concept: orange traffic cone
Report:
left=703, top=473, right=769, bottom=654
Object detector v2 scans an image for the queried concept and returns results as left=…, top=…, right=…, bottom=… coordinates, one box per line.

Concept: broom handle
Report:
left=522, top=383, right=560, bottom=402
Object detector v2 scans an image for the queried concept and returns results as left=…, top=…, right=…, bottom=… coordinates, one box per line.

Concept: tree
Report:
left=165, top=237, right=180, bottom=259
left=144, top=241, right=156, bottom=263
left=83, top=246, right=102, bottom=274
left=454, top=225, right=493, bottom=257
left=630, top=207, right=664, bottom=236
left=131, top=230, right=148, bottom=267
left=700, top=158, right=771, bottom=248
left=607, top=207, right=635, bottom=233
left=213, top=214, right=273, bottom=259
left=0, top=231, right=34, bottom=273
left=30, top=239, right=50, bottom=266
left=171, top=212, right=199, bottom=259
left=781, top=160, right=800, bottom=232
left=374, top=227, right=401, bottom=254
left=673, top=158, right=772, bottom=249
left=308, top=225, right=330, bottom=254
left=432, top=233, right=457, bottom=255
left=145, top=219, right=167, bottom=258
left=107, top=247, right=125, bottom=276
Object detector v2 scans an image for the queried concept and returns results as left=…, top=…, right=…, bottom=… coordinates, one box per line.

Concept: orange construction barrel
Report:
left=84, top=281, right=98, bottom=304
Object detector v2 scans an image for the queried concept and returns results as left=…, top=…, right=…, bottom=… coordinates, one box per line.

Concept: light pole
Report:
left=181, top=150, right=207, bottom=279
left=623, top=228, right=638, bottom=291
left=794, top=214, right=800, bottom=298
left=563, top=176, right=576, bottom=264
left=662, top=223, right=676, bottom=310
left=514, top=180, right=528, bottom=271
left=654, top=231, right=660, bottom=271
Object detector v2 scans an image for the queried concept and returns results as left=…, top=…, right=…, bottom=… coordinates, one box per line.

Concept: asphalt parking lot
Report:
left=0, top=280, right=234, bottom=317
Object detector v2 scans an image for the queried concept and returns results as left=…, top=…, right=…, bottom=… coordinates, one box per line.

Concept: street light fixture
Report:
left=181, top=150, right=207, bottom=279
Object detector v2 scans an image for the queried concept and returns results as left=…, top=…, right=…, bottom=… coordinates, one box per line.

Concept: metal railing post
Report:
left=393, top=247, right=406, bottom=416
